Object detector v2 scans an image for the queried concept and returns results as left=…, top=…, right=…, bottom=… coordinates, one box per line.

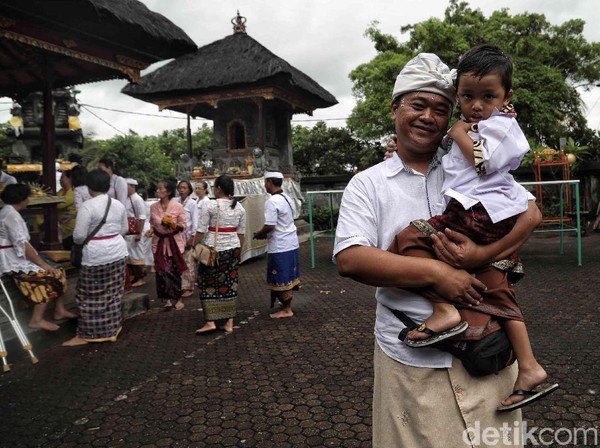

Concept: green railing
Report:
left=520, top=180, right=582, bottom=266
left=307, top=180, right=583, bottom=268
left=307, top=190, right=344, bottom=268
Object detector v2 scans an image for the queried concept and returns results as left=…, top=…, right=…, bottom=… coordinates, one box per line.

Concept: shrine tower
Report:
left=122, top=12, right=338, bottom=178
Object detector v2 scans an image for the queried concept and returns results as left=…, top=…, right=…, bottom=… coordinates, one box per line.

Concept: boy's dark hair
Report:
left=456, top=44, right=513, bottom=93
left=0, top=183, right=30, bottom=204
left=86, top=168, right=110, bottom=193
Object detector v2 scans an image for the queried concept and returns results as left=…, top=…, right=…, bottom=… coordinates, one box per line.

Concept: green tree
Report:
left=82, top=132, right=175, bottom=189
left=348, top=0, right=600, bottom=153
left=155, top=123, right=213, bottom=162
left=80, top=124, right=214, bottom=189
left=292, top=121, right=382, bottom=175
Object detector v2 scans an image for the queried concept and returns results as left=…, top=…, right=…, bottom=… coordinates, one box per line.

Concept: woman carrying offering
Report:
left=194, top=175, right=246, bottom=335
left=147, top=178, right=187, bottom=310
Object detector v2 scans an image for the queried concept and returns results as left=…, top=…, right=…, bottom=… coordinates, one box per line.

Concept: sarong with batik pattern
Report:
left=181, top=247, right=196, bottom=291
left=156, top=256, right=183, bottom=302
left=12, top=267, right=67, bottom=304
left=197, top=247, right=239, bottom=321
left=387, top=199, right=524, bottom=341
left=266, top=249, right=300, bottom=291
left=76, top=257, right=126, bottom=341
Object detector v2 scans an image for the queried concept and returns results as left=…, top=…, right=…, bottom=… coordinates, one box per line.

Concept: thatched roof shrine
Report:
left=121, top=17, right=337, bottom=118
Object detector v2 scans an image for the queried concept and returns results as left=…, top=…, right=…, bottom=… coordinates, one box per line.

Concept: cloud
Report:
left=2, top=0, right=599, bottom=138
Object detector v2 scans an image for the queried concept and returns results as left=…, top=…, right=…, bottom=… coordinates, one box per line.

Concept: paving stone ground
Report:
left=0, top=232, right=598, bottom=447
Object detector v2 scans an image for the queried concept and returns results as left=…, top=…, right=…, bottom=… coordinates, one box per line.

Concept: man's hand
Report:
left=431, top=262, right=486, bottom=306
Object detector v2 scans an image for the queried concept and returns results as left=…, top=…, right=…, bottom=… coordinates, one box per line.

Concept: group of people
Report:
left=1, top=157, right=302, bottom=346
left=2, top=41, right=564, bottom=446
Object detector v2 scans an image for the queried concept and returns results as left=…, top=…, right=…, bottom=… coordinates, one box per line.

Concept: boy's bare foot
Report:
left=29, top=320, right=60, bottom=331
left=407, top=306, right=461, bottom=341
left=132, top=279, right=146, bottom=287
left=54, top=310, right=78, bottom=320
left=181, top=290, right=193, bottom=298
left=501, top=364, right=548, bottom=407
left=62, top=336, right=89, bottom=347
left=270, top=309, right=294, bottom=319
left=175, top=300, right=185, bottom=310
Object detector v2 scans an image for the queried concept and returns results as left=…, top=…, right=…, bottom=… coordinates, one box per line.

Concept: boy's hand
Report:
left=383, top=135, right=397, bottom=160
left=447, top=120, right=472, bottom=140
left=431, top=228, right=483, bottom=270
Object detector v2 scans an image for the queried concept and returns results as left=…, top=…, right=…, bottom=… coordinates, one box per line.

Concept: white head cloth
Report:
left=125, top=178, right=138, bottom=186
left=392, top=53, right=457, bottom=109
left=264, top=171, right=284, bottom=179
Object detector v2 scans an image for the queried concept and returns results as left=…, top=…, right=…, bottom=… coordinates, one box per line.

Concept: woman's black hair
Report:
left=70, top=165, right=88, bottom=188
left=98, top=157, right=114, bottom=171
left=0, top=183, right=30, bottom=204
left=160, top=178, right=177, bottom=200
left=214, top=174, right=237, bottom=209
left=86, top=168, right=110, bottom=194
left=177, top=180, right=193, bottom=197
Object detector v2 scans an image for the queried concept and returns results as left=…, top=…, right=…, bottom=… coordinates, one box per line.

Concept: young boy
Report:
left=387, top=45, right=558, bottom=411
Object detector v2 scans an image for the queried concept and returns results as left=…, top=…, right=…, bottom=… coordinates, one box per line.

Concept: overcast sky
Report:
left=2, top=0, right=599, bottom=140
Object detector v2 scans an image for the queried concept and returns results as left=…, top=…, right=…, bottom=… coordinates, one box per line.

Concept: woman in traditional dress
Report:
left=56, top=168, right=76, bottom=250
left=72, top=164, right=91, bottom=211
left=0, top=184, right=74, bottom=331
left=174, top=180, right=198, bottom=299
left=125, top=178, right=149, bottom=287
left=194, top=175, right=246, bottom=335
left=62, top=169, right=128, bottom=346
left=147, top=178, right=187, bottom=310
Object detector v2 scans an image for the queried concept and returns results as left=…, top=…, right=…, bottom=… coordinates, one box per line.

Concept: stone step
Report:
left=0, top=287, right=149, bottom=367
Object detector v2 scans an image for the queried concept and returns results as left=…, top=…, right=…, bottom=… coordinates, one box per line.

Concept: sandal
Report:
left=497, top=384, right=559, bottom=412
left=402, top=321, right=468, bottom=348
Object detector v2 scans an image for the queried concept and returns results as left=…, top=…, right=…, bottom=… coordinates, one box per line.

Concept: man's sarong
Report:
left=266, top=248, right=300, bottom=291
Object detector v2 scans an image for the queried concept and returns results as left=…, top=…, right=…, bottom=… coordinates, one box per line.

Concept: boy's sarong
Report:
left=387, top=200, right=524, bottom=340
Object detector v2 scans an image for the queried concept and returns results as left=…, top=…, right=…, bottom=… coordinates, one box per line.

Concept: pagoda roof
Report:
left=121, top=31, right=338, bottom=117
